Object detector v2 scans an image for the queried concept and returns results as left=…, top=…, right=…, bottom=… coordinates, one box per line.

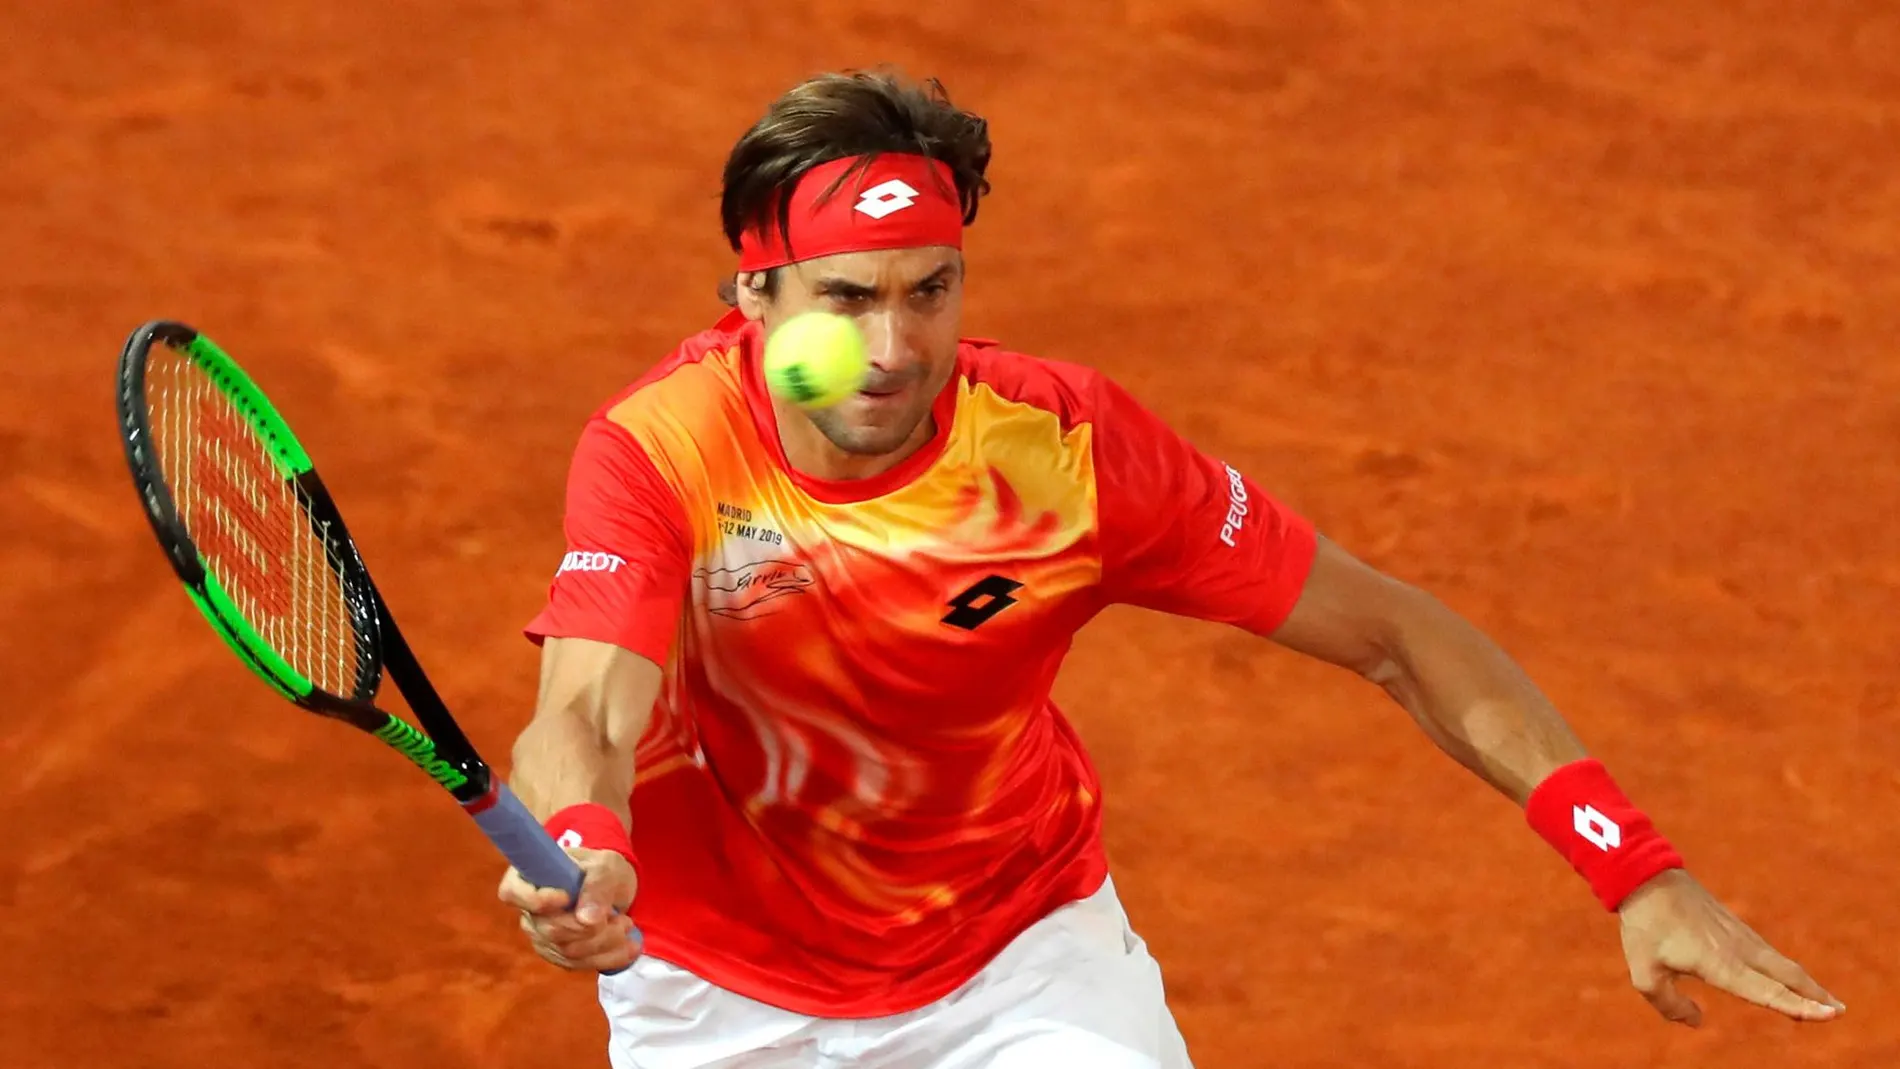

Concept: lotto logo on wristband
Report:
left=1573, top=803, right=1622, bottom=852
left=1530, top=759, right=1682, bottom=911
left=557, top=829, right=583, bottom=849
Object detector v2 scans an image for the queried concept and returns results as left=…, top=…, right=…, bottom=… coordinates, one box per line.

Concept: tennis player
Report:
left=496, top=70, right=1841, bottom=1067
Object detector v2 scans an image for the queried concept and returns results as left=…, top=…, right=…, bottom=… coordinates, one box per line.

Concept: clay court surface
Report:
left=3, top=2, right=1896, bottom=1066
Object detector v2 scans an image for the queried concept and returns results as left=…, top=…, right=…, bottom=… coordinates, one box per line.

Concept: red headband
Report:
left=736, top=153, right=964, bottom=271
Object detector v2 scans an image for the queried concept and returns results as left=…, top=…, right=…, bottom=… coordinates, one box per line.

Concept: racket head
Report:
left=117, top=320, right=385, bottom=714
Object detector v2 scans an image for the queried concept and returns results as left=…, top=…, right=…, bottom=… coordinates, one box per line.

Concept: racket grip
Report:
left=472, top=783, right=639, bottom=976
left=473, top=783, right=587, bottom=898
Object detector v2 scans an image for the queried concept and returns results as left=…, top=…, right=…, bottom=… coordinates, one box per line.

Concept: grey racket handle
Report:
left=472, top=782, right=640, bottom=974
left=473, top=782, right=587, bottom=898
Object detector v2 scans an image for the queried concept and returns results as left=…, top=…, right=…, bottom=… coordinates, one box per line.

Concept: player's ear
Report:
left=734, top=272, right=770, bottom=321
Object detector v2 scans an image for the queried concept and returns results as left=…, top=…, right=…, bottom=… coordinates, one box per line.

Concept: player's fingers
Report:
left=1698, top=955, right=1841, bottom=1022
left=575, top=884, right=630, bottom=925
left=532, top=906, right=632, bottom=944
left=574, top=938, right=641, bottom=974
left=530, top=906, right=621, bottom=939
left=574, top=885, right=613, bottom=926
left=500, top=879, right=574, bottom=917
left=516, top=912, right=632, bottom=973
left=572, top=925, right=643, bottom=973
left=518, top=912, right=575, bottom=969
left=1631, top=962, right=1702, bottom=1028
left=575, top=853, right=639, bottom=920
left=520, top=888, right=576, bottom=917
left=1746, top=945, right=1844, bottom=1012
left=496, top=869, right=565, bottom=911
left=549, top=915, right=638, bottom=963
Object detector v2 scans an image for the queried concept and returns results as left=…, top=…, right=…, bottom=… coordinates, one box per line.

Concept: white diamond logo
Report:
left=1573, top=804, right=1622, bottom=852
left=855, top=179, right=920, bottom=219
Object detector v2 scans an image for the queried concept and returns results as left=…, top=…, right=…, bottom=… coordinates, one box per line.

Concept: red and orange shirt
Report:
left=525, top=309, right=1317, bottom=1017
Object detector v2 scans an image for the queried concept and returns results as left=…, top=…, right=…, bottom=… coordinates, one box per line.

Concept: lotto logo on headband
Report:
left=737, top=153, right=964, bottom=270
left=855, top=180, right=920, bottom=219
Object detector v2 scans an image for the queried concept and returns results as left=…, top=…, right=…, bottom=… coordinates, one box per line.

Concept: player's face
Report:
left=761, top=247, right=964, bottom=458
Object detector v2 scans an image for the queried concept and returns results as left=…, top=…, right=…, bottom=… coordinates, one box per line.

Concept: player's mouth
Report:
left=855, top=377, right=910, bottom=401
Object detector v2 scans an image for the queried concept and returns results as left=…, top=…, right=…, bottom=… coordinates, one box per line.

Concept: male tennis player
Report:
left=496, top=70, right=1841, bottom=1067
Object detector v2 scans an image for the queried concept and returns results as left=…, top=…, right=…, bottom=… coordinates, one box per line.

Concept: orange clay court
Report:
left=1, top=3, right=1894, bottom=1067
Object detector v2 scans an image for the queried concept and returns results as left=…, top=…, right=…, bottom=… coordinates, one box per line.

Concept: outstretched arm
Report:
left=496, top=636, right=662, bottom=974
left=1267, top=536, right=1585, bottom=802
left=512, top=636, right=663, bottom=827
left=1073, top=366, right=1842, bottom=1027
left=497, top=413, right=691, bottom=973
left=1269, top=535, right=1845, bottom=1027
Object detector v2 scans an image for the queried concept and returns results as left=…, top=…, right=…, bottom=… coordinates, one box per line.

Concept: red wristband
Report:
left=1525, top=758, right=1683, bottom=911
left=543, top=803, right=639, bottom=871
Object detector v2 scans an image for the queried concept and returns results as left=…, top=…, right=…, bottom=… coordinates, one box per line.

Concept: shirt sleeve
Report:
left=522, top=417, right=693, bottom=665
left=1093, top=374, right=1318, bottom=635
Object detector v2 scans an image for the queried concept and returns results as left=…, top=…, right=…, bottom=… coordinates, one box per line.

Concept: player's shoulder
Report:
left=586, top=310, right=756, bottom=435
left=954, top=336, right=1119, bottom=433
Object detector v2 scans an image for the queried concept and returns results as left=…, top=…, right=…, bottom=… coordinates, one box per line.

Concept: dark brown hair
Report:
left=716, top=70, right=993, bottom=303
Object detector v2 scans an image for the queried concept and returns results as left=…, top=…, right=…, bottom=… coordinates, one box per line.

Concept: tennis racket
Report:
left=114, top=319, right=587, bottom=904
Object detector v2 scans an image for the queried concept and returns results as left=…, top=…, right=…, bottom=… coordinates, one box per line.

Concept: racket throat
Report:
left=372, top=715, right=477, bottom=795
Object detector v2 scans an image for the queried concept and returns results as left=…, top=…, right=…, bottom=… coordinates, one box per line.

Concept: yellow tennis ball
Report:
left=763, top=311, right=868, bottom=409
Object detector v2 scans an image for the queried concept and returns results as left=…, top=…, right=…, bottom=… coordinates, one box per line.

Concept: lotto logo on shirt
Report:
left=558, top=551, right=627, bottom=575
left=1218, top=464, right=1249, bottom=547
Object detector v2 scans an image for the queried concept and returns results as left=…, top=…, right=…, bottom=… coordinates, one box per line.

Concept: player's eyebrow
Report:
left=910, top=264, right=956, bottom=291
left=812, top=277, right=878, bottom=299
left=811, top=262, right=958, bottom=300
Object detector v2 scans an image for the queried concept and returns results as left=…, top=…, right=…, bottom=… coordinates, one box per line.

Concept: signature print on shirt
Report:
left=696, top=559, right=815, bottom=619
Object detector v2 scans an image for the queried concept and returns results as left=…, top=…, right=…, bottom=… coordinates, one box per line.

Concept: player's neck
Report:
left=773, top=399, right=937, bottom=483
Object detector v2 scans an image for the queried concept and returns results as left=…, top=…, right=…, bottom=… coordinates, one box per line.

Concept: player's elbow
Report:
left=1325, top=571, right=1448, bottom=699
left=1269, top=536, right=1436, bottom=684
left=1357, top=578, right=1489, bottom=709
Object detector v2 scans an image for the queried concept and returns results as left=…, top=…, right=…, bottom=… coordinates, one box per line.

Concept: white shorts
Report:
left=597, top=876, right=1194, bottom=1069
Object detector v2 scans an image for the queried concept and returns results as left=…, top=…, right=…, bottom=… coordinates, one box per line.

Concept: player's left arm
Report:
left=1087, top=370, right=1843, bottom=1029
left=1268, top=537, right=1587, bottom=807
left=1270, top=537, right=1844, bottom=1026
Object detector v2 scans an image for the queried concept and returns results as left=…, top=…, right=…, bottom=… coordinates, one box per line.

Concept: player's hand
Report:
left=1616, top=868, right=1842, bottom=1027
left=497, top=847, right=641, bottom=973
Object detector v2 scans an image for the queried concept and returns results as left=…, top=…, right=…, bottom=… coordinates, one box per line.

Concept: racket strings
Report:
left=150, top=345, right=364, bottom=696
left=313, top=510, right=381, bottom=696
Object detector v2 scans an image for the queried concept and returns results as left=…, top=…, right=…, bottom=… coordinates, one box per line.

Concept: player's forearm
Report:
left=512, top=708, right=640, bottom=824
left=511, top=637, right=661, bottom=826
left=1367, top=591, right=1588, bottom=806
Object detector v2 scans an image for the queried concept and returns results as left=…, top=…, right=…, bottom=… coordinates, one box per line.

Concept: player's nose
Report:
left=860, top=313, right=917, bottom=374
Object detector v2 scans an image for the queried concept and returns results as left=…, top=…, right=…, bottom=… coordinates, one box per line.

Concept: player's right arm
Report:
left=513, top=637, right=661, bottom=830
left=496, top=413, right=693, bottom=973
left=500, top=638, right=661, bottom=972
